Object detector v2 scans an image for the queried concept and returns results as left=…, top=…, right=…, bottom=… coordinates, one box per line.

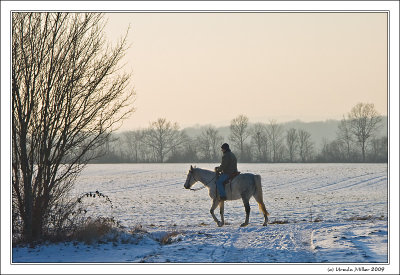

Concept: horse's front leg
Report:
left=210, top=199, right=223, bottom=227
left=241, top=197, right=250, bottom=227
left=219, top=201, right=225, bottom=226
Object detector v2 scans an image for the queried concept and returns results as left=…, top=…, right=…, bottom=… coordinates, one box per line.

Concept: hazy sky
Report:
left=103, top=12, right=388, bottom=131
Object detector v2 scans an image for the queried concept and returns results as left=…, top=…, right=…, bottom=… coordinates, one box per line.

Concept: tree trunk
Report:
left=361, top=141, right=366, bottom=162
left=23, top=182, right=33, bottom=241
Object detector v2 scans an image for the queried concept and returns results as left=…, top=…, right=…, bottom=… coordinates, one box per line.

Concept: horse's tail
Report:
left=254, top=174, right=270, bottom=217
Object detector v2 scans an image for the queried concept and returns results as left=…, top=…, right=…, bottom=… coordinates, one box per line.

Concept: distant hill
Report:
left=182, top=117, right=388, bottom=149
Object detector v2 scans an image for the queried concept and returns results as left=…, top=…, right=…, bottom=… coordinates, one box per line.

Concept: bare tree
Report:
left=266, top=120, right=284, bottom=162
left=143, top=118, right=185, bottom=163
left=298, top=129, right=314, bottom=162
left=229, top=114, right=251, bottom=160
left=197, top=126, right=223, bottom=162
left=347, top=103, right=382, bottom=162
left=12, top=13, right=134, bottom=241
left=123, top=130, right=144, bottom=162
left=320, top=137, right=353, bottom=162
left=337, top=116, right=353, bottom=161
left=286, top=128, right=298, bottom=162
left=168, top=134, right=196, bottom=162
left=251, top=123, right=269, bottom=162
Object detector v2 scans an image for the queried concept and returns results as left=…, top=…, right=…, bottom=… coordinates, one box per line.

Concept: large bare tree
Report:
left=347, top=103, right=382, bottom=162
left=12, top=13, right=134, bottom=241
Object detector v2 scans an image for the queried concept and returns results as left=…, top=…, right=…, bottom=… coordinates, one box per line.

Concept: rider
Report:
left=215, top=143, right=238, bottom=200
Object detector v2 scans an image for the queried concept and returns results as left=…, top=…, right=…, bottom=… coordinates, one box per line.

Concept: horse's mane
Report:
left=193, top=166, right=215, bottom=174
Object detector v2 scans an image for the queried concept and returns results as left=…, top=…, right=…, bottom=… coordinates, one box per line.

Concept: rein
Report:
left=189, top=171, right=217, bottom=191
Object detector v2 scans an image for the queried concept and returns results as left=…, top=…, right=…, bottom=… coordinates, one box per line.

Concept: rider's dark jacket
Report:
left=217, top=149, right=238, bottom=175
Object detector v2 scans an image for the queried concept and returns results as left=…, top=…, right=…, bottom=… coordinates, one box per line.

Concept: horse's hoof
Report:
left=217, top=222, right=224, bottom=227
left=240, top=223, right=248, bottom=227
left=263, top=222, right=268, bottom=226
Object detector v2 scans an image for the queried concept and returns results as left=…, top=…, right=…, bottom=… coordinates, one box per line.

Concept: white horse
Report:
left=184, top=165, right=269, bottom=227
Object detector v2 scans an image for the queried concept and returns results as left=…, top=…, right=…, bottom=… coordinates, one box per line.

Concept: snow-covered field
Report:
left=12, top=163, right=391, bottom=273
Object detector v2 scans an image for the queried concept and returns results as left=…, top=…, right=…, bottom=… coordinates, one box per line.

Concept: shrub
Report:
left=72, top=217, right=117, bottom=244
left=13, top=190, right=120, bottom=245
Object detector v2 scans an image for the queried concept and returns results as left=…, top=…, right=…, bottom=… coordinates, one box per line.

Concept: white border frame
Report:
left=1, top=1, right=398, bottom=274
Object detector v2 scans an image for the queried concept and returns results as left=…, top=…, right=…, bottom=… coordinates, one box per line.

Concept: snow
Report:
left=10, top=163, right=393, bottom=273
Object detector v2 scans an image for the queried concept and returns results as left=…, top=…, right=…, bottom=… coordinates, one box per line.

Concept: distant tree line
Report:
left=91, top=103, right=387, bottom=164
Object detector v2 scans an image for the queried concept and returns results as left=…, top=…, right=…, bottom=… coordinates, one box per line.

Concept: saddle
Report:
left=224, top=171, right=241, bottom=185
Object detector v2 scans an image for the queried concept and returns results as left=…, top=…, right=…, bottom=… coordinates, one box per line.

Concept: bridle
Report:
left=187, top=169, right=217, bottom=191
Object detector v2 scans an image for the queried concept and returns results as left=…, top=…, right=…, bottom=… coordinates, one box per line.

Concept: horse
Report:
left=184, top=165, right=269, bottom=227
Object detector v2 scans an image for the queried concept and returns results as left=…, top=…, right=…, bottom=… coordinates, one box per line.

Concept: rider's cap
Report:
left=221, top=143, right=229, bottom=150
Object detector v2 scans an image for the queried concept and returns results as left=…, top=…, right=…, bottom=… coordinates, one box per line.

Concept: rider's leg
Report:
left=216, top=173, right=228, bottom=199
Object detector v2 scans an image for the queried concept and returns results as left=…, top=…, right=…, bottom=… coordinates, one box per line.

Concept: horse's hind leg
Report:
left=219, top=201, right=225, bottom=226
left=241, top=197, right=250, bottom=227
left=210, top=199, right=223, bottom=227
left=254, top=193, right=269, bottom=226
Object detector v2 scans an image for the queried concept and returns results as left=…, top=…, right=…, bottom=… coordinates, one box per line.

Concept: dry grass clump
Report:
left=72, top=217, right=117, bottom=244
left=160, top=231, right=182, bottom=245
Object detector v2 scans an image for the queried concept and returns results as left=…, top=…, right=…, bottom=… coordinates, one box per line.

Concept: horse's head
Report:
left=184, top=165, right=197, bottom=189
